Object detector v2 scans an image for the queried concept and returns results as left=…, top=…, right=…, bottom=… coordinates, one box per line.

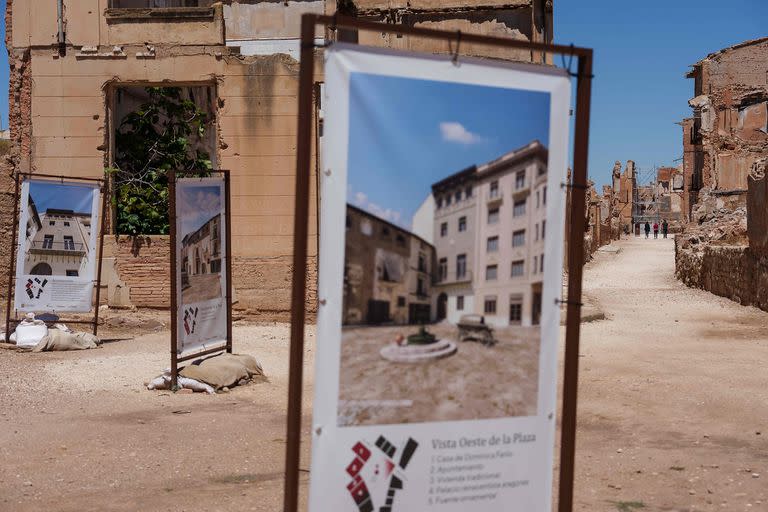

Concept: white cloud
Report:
left=354, top=191, right=368, bottom=206
left=439, top=121, right=483, bottom=145
left=348, top=187, right=408, bottom=228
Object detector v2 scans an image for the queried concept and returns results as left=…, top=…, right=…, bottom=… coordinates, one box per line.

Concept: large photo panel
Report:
left=14, top=179, right=101, bottom=313
left=175, top=177, right=228, bottom=355
left=311, top=44, right=571, bottom=511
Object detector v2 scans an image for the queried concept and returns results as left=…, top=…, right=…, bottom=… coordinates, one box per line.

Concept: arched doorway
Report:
left=437, top=293, right=448, bottom=321
left=30, top=262, right=52, bottom=275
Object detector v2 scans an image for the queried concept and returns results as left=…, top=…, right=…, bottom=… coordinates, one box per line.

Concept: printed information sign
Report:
left=174, top=177, right=228, bottom=355
left=309, top=44, right=571, bottom=511
left=14, top=179, right=101, bottom=313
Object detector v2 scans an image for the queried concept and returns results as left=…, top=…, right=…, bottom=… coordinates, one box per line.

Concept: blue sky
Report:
left=178, top=185, right=221, bottom=236
left=557, top=0, right=768, bottom=186
left=347, top=72, right=550, bottom=228
left=29, top=182, right=95, bottom=215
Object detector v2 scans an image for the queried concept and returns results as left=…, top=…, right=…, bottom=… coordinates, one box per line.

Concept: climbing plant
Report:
left=111, top=87, right=212, bottom=235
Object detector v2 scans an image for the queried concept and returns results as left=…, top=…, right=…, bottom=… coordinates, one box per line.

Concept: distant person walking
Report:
left=653, top=222, right=659, bottom=239
left=662, top=219, right=669, bottom=239
left=644, top=221, right=651, bottom=239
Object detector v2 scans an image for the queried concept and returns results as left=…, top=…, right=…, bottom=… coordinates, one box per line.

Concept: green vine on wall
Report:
left=110, top=87, right=212, bottom=235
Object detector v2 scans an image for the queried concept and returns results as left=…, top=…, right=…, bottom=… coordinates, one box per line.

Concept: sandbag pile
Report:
left=147, top=353, right=264, bottom=394
left=33, top=329, right=101, bottom=352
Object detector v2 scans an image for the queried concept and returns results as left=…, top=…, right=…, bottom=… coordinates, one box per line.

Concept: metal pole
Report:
left=4, top=173, right=21, bottom=343
left=558, top=52, right=593, bottom=512
left=224, top=170, right=233, bottom=354
left=93, top=179, right=108, bottom=336
left=284, top=14, right=316, bottom=512
left=169, top=170, right=179, bottom=390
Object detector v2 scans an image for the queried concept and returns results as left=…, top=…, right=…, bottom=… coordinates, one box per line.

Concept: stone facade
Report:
left=2, top=0, right=552, bottom=319
left=343, top=204, right=435, bottom=326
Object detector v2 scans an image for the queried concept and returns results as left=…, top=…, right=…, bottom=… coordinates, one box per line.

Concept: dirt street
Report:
left=570, top=236, right=768, bottom=511
left=0, top=235, right=766, bottom=511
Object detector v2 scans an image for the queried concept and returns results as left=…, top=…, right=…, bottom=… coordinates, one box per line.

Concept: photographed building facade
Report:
left=343, top=205, right=435, bottom=326
left=420, top=141, right=549, bottom=328
left=2, top=0, right=553, bottom=319
left=24, top=208, right=92, bottom=276
left=181, top=213, right=222, bottom=279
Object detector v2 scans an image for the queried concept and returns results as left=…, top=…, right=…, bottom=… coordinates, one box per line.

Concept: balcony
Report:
left=485, top=190, right=503, bottom=207
left=29, top=240, right=86, bottom=256
left=436, top=269, right=473, bottom=285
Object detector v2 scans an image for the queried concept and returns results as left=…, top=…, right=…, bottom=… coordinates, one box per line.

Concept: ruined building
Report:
left=2, top=0, right=553, bottom=320
left=676, top=38, right=768, bottom=312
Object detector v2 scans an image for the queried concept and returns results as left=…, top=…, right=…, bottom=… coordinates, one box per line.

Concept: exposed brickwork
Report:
left=109, top=236, right=172, bottom=309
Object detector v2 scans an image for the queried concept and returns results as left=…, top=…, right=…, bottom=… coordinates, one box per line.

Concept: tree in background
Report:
left=111, top=87, right=212, bottom=235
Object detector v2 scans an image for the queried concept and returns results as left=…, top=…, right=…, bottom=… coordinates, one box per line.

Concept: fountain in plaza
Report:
left=380, top=325, right=457, bottom=363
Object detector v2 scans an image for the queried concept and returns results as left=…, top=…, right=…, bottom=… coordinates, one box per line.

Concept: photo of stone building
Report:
left=410, top=140, right=550, bottom=328
left=343, top=204, right=434, bottom=326
left=177, top=183, right=224, bottom=304
left=181, top=213, right=222, bottom=303
left=22, top=183, right=96, bottom=278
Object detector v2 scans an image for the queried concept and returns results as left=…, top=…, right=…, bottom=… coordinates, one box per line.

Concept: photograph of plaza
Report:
left=337, top=72, right=554, bottom=427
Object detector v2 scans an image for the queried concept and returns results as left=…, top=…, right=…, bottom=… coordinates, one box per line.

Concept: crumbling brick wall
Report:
left=109, top=236, right=172, bottom=309
left=0, top=0, right=32, bottom=305
left=677, top=38, right=768, bottom=310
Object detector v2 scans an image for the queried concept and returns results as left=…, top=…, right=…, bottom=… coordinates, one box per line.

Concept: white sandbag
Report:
left=15, top=314, right=48, bottom=349
left=146, top=369, right=215, bottom=394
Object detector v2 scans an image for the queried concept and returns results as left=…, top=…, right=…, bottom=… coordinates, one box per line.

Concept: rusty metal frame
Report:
left=286, top=13, right=593, bottom=512
left=4, top=172, right=109, bottom=342
left=168, top=169, right=233, bottom=389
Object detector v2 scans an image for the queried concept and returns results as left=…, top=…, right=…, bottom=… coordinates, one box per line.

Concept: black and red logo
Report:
left=25, top=278, right=48, bottom=300
left=346, top=436, right=418, bottom=512
left=183, top=306, right=198, bottom=335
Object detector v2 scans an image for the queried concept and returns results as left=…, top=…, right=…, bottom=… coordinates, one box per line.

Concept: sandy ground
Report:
left=567, top=235, right=768, bottom=511
left=0, top=235, right=766, bottom=511
left=0, top=320, right=316, bottom=512
left=338, top=324, right=540, bottom=426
